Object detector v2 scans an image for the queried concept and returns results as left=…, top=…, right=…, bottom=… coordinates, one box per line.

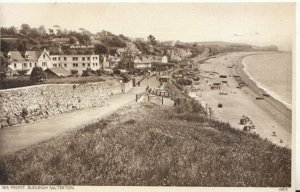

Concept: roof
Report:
left=25, top=51, right=42, bottom=61
left=8, top=51, right=25, bottom=62
left=45, top=67, right=71, bottom=77
left=51, top=38, right=70, bottom=43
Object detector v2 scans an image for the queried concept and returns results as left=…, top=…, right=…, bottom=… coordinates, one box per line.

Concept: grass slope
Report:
left=0, top=101, right=291, bottom=186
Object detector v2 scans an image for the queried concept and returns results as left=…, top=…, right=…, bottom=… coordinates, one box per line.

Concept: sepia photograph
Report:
left=0, top=1, right=296, bottom=191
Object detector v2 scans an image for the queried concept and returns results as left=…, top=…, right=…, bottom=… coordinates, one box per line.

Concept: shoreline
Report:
left=197, top=52, right=291, bottom=147
left=235, top=53, right=292, bottom=131
left=241, top=52, right=292, bottom=109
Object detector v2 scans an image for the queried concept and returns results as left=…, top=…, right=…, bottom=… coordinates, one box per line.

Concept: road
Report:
left=0, top=75, right=159, bottom=156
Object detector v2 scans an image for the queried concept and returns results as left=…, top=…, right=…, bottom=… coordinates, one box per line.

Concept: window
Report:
left=42, top=62, right=47, bottom=67
left=43, top=54, right=45, bottom=59
left=73, top=63, right=78, bottom=67
left=64, top=64, right=67, bottom=67
left=23, top=63, right=27, bottom=67
left=59, top=64, right=62, bottom=67
left=87, top=57, right=90, bottom=61
left=53, top=57, right=57, bottom=61
left=88, top=63, right=90, bottom=67
left=53, top=64, right=57, bottom=67
left=35, top=63, right=37, bottom=67
left=30, top=63, right=32, bottom=67
left=64, top=57, right=67, bottom=61
left=83, top=63, right=85, bottom=67
left=14, top=63, right=16, bottom=68
left=82, top=57, right=85, bottom=61
left=58, top=57, right=61, bottom=61
left=72, top=57, right=78, bottom=61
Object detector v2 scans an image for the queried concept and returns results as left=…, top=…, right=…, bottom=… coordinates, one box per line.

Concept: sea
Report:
left=242, top=52, right=292, bottom=108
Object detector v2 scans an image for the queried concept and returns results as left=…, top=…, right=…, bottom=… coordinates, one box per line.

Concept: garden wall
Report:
left=0, top=82, right=111, bottom=128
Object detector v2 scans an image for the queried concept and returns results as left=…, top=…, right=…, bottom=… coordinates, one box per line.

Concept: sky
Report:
left=0, top=3, right=296, bottom=51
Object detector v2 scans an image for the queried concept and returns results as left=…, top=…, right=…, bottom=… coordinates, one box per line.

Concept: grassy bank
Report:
left=0, top=101, right=291, bottom=186
left=0, top=76, right=107, bottom=89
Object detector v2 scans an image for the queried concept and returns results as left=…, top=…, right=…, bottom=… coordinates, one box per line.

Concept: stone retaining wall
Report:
left=0, top=82, right=111, bottom=128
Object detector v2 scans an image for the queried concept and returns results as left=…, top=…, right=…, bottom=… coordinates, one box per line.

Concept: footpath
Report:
left=0, top=76, right=159, bottom=156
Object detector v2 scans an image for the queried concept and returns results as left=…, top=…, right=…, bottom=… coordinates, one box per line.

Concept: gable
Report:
left=38, top=51, right=51, bottom=61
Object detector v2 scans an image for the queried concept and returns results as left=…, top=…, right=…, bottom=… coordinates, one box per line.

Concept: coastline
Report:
left=197, top=52, right=291, bottom=147
left=235, top=53, right=292, bottom=131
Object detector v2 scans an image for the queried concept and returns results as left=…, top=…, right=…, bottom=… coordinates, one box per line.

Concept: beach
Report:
left=196, top=52, right=292, bottom=147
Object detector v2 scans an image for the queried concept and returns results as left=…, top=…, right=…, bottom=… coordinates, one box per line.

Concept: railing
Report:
left=136, top=92, right=145, bottom=102
left=147, top=87, right=173, bottom=98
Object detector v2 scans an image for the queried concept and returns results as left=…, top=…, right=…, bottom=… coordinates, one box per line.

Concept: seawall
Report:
left=235, top=54, right=292, bottom=131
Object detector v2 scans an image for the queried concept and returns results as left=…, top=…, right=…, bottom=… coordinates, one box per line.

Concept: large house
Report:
left=7, top=49, right=101, bottom=75
left=7, top=51, right=27, bottom=71
left=50, top=54, right=100, bottom=73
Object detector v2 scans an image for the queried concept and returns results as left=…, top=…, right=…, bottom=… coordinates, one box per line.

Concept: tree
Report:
left=94, top=44, right=108, bottom=54
left=109, top=48, right=117, bottom=56
left=30, top=28, right=40, bottom=38
left=38, top=25, right=47, bottom=36
left=0, top=55, right=9, bottom=73
left=147, top=34, right=156, bottom=45
left=30, top=67, right=46, bottom=84
left=8, top=26, right=18, bottom=36
left=16, top=40, right=27, bottom=52
left=0, top=41, right=10, bottom=52
left=20, top=24, right=31, bottom=36
left=69, top=36, right=78, bottom=44
left=48, top=29, right=54, bottom=35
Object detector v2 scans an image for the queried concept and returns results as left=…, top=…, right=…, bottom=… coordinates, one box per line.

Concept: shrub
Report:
left=95, top=69, right=102, bottom=76
left=0, top=72, right=7, bottom=80
left=82, top=68, right=91, bottom=77
left=113, top=69, right=121, bottom=75
left=71, top=69, right=78, bottom=75
left=120, top=73, right=130, bottom=83
left=30, top=67, right=46, bottom=84
left=17, top=69, right=29, bottom=76
left=21, top=108, right=29, bottom=118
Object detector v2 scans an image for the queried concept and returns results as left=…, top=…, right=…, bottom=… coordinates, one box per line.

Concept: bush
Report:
left=177, top=78, right=192, bottom=86
left=17, top=69, right=29, bottom=76
left=113, top=69, right=121, bottom=75
left=96, top=69, right=102, bottom=76
left=21, top=108, right=29, bottom=118
left=82, top=68, right=91, bottom=77
left=120, top=73, right=130, bottom=83
left=30, top=67, right=46, bottom=84
left=71, top=69, right=78, bottom=75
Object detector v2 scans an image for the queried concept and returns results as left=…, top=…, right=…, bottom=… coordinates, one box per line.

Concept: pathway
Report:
left=0, top=76, right=159, bottom=156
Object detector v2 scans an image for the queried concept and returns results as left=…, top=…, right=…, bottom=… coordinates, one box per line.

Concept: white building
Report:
left=50, top=54, right=100, bottom=73
left=7, top=49, right=101, bottom=75
left=7, top=51, right=27, bottom=71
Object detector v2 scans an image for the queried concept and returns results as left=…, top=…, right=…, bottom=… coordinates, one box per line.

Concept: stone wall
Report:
left=0, top=82, right=110, bottom=128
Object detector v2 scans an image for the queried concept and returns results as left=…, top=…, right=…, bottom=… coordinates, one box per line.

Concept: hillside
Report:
left=0, top=100, right=291, bottom=186
left=1, top=25, right=278, bottom=58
